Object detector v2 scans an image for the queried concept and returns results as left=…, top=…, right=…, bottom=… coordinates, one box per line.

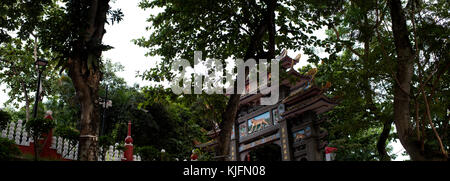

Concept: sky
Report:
left=0, top=0, right=409, bottom=161
left=101, top=0, right=160, bottom=87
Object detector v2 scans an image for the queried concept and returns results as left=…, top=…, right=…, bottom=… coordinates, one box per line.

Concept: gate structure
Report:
left=228, top=52, right=336, bottom=161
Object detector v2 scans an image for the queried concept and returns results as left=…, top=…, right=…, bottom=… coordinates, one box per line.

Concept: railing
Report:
left=0, top=120, right=141, bottom=161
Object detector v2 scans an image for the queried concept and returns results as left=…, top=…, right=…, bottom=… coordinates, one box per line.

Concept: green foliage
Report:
left=54, top=125, right=80, bottom=144
left=309, top=0, right=397, bottom=160
left=0, top=0, right=53, bottom=42
left=54, top=125, right=80, bottom=157
left=98, top=135, right=114, bottom=148
left=131, top=100, right=207, bottom=160
left=98, top=135, right=114, bottom=161
left=25, top=117, right=55, bottom=160
left=196, top=148, right=214, bottom=161
left=310, top=0, right=449, bottom=160
left=94, top=60, right=206, bottom=160
left=136, top=145, right=160, bottom=161
left=0, top=137, right=21, bottom=161
left=25, top=117, right=56, bottom=141
left=327, top=127, right=393, bottom=161
left=135, top=0, right=338, bottom=83
left=45, top=74, right=79, bottom=127
left=0, top=38, right=59, bottom=115
left=0, top=109, right=11, bottom=130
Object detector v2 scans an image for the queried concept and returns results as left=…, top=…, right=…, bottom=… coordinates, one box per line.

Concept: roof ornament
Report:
left=292, top=53, right=301, bottom=69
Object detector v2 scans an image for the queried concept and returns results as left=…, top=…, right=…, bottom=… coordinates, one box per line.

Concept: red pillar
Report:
left=123, top=121, right=133, bottom=161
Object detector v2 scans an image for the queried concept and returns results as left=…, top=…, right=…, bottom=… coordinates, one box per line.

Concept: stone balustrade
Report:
left=0, top=120, right=141, bottom=161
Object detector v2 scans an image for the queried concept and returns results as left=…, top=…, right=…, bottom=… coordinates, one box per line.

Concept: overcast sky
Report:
left=0, top=0, right=409, bottom=161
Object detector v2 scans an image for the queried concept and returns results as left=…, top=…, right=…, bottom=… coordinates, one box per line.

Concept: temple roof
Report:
left=282, top=92, right=336, bottom=119
left=195, top=139, right=217, bottom=148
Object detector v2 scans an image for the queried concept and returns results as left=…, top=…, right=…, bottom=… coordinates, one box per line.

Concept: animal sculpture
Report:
left=248, top=118, right=269, bottom=133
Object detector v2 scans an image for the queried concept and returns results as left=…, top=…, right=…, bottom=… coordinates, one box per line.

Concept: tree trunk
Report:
left=68, top=0, right=110, bottom=161
left=216, top=94, right=241, bottom=161
left=22, top=82, right=30, bottom=122
left=69, top=58, right=102, bottom=161
left=215, top=0, right=277, bottom=160
left=388, top=0, right=425, bottom=161
left=25, top=100, right=30, bottom=122
left=377, top=119, right=392, bottom=161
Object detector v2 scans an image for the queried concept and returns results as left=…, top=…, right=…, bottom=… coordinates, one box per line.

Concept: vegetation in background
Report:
left=0, top=109, right=11, bottom=130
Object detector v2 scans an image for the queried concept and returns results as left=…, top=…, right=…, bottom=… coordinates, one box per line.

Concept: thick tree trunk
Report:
left=68, top=0, right=110, bottom=161
left=388, top=0, right=426, bottom=161
left=216, top=94, right=241, bottom=161
left=69, top=57, right=102, bottom=161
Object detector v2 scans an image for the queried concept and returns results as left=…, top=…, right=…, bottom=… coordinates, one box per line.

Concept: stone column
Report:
left=303, top=111, right=323, bottom=161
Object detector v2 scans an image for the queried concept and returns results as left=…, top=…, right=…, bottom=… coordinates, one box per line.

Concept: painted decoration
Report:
left=305, top=126, right=311, bottom=136
left=272, top=109, right=280, bottom=125
left=293, top=129, right=306, bottom=142
left=272, top=104, right=285, bottom=125
left=239, top=133, right=280, bottom=152
left=293, top=127, right=312, bottom=142
left=231, top=125, right=235, bottom=139
left=239, top=123, right=248, bottom=137
left=247, top=112, right=271, bottom=134
left=278, top=104, right=285, bottom=114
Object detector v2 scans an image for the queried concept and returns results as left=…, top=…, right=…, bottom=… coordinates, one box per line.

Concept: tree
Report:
left=307, top=0, right=397, bottom=161
left=311, top=0, right=449, bottom=160
left=1, top=1, right=124, bottom=160
left=136, top=0, right=337, bottom=160
left=44, top=0, right=122, bottom=161
left=0, top=38, right=58, bottom=122
left=25, top=117, right=56, bottom=161
left=388, top=0, right=448, bottom=160
left=44, top=74, right=79, bottom=127
left=0, top=109, right=11, bottom=130
left=83, top=60, right=207, bottom=160
left=134, top=90, right=208, bottom=160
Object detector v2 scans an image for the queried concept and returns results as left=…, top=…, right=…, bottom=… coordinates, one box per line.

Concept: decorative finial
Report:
left=125, top=121, right=133, bottom=144
left=281, top=49, right=287, bottom=57
left=294, top=53, right=301, bottom=61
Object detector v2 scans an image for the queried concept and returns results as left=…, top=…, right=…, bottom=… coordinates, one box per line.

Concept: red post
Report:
left=325, top=146, right=338, bottom=161
left=39, top=112, right=55, bottom=159
left=123, top=121, right=133, bottom=161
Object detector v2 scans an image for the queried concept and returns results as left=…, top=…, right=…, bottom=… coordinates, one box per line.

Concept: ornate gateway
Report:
left=228, top=52, right=336, bottom=161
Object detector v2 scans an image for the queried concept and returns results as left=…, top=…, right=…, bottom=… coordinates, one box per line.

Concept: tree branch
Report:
left=419, top=86, right=448, bottom=158
left=331, top=26, right=362, bottom=58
